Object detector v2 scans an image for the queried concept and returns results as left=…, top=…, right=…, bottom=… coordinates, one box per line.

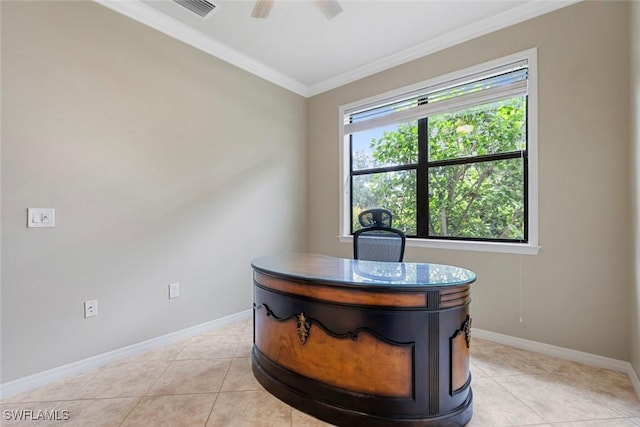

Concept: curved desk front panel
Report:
left=251, top=253, right=476, bottom=427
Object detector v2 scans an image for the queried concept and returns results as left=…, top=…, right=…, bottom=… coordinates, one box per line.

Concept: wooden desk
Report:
left=251, top=253, right=476, bottom=426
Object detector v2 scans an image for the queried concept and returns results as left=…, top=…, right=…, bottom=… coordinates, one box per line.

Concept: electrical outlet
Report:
left=169, top=283, right=180, bottom=299
left=84, top=300, right=98, bottom=318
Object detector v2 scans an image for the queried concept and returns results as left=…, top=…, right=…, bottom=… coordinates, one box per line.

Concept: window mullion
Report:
left=351, top=163, right=417, bottom=176
left=523, top=95, right=530, bottom=242
left=349, top=134, right=354, bottom=235
left=427, top=151, right=524, bottom=168
left=416, top=118, right=429, bottom=238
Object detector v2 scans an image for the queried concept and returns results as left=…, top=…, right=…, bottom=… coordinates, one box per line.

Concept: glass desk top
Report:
left=251, top=253, right=476, bottom=289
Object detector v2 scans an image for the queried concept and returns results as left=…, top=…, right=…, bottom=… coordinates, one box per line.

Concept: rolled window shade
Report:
left=345, top=61, right=528, bottom=135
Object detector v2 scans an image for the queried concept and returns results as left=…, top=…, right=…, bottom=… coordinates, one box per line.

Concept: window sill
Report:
left=338, top=236, right=540, bottom=255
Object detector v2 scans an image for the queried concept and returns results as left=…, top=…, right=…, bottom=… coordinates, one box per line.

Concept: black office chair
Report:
left=358, top=208, right=393, bottom=228
left=353, top=226, right=406, bottom=262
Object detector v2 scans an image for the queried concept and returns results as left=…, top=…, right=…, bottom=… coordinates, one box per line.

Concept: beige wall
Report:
left=308, top=2, right=632, bottom=360
left=1, top=1, right=307, bottom=382
left=632, top=0, right=640, bottom=377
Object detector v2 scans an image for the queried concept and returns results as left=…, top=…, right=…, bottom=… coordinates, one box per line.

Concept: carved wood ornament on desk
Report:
left=296, top=313, right=310, bottom=345
left=463, top=315, right=472, bottom=348
left=450, top=315, right=472, bottom=395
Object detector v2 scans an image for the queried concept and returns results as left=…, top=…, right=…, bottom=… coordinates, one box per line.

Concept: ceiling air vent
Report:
left=173, top=0, right=217, bottom=18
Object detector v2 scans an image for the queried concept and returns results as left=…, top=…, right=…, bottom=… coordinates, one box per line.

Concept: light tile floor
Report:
left=2, top=318, right=639, bottom=426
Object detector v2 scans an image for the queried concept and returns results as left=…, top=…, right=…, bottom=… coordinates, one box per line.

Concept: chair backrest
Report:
left=353, top=226, right=406, bottom=262
left=358, top=208, right=393, bottom=228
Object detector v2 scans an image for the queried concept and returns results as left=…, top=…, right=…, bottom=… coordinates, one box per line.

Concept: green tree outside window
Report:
left=351, top=97, right=526, bottom=241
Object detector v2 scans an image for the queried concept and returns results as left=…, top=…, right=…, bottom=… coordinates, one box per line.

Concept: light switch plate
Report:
left=27, top=208, right=55, bottom=228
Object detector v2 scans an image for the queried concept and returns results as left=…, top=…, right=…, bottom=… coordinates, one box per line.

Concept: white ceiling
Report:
left=97, top=0, right=579, bottom=96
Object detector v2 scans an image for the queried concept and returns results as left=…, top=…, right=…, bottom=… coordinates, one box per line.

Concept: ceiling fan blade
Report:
left=314, top=0, right=342, bottom=19
left=251, top=0, right=274, bottom=18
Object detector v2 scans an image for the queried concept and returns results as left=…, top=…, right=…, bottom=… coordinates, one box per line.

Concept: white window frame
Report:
left=338, top=48, right=540, bottom=255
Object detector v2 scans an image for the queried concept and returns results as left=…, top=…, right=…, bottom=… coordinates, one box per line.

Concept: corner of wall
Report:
left=631, top=0, right=640, bottom=381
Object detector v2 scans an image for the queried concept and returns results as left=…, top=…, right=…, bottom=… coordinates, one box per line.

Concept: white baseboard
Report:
left=0, top=309, right=252, bottom=399
left=474, top=328, right=640, bottom=399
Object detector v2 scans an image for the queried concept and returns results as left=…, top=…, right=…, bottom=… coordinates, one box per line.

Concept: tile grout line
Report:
left=3, top=372, right=102, bottom=406
left=471, top=340, right=640, bottom=423
left=540, top=364, right=637, bottom=420
left=490, top=370, right=637, bottom=425
left=203, top=390, right=221, bottom=427
left=4, top=395, right=151, bottom=404
left=549, top=373, right=632, bottom=421
left=290, top=405, right=294, bottom=427
left=484, top=371, right=551, bottom=424
left=206, top=350, right=237, bottom=421
left=203, top=350, right=238, bottom=427
left=117, top=396, right=143, bottom=427
left=29, top=400, right=63, bottom=427
left=218, top=352, right=236, bottom=393
left=112, top=332, right=245, bottom=426
left=116, top=358, right=175, bottom=427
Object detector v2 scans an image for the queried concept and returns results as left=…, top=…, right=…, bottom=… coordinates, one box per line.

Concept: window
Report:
left=340, top=49, right=539, bottom=254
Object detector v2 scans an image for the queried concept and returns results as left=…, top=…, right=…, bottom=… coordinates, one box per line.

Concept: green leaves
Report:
left=370, top=122, right=418, bottom=165
left=428, top=97, right=526, bottom=161
left=428, top=159, right=524, bottom=239
left=352, top=170, right=417, bottom=234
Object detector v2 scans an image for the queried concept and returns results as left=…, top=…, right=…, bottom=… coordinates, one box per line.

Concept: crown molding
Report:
left=306, top=0, right=581, bottom=96
left=94, top=0, right=580, bottom=98
left=93, top=0, right=310, bottom=97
